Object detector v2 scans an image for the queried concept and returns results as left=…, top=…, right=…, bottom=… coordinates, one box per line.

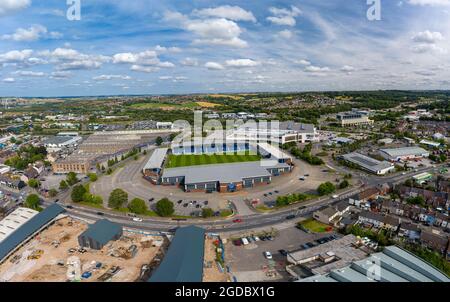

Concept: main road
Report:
left=43, top=163, right=444, bottom=233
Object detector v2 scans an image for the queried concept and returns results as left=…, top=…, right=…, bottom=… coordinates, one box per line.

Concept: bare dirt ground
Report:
left=203, top=237, right=229, bottom=282
left=0, top=217, right=163, bottom=282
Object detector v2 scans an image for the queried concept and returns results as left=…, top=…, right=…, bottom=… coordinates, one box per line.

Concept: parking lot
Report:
left=225, top=225, right=340, bottom=282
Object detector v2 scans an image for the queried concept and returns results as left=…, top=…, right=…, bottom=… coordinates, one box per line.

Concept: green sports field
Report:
left=165, top=153, right=261, bottom=168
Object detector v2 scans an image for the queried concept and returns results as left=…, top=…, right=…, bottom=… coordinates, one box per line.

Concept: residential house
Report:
left=358, top=211, right=384, bottom=228
left=383, top=215, right=401, bottom=232
left=349, top=187, right=380, bottom=208
left=420, top=230, right=449, bottom=254
left=399, top=222, right=421, bottom=241
left=313, top=207, right=340, bottom=225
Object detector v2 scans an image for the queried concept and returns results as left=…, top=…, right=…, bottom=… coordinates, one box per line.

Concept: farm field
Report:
left=165, top=153, right=261, bottom=168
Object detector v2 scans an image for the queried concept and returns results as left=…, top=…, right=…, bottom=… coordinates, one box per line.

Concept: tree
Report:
left=25, top=194, right=40, bottom=210
left=317, top=182, right=336, bottom=196
left=71, top=185, right=87, bottom=203
left=59, top=180, right=69, bottom=190
left=48, top=189, right=58, bottom=198
left=155, top=136, right=163, bottom=146
left=28, top=179, right=40, bottom=188
left=202, top=208, right=214, bottom=218
left=108, top=188, right=128, bottom=209
left=128, top=198, right=148, bottom=214
left=339, top=180, right=350, bottom=189
left=155, top=198, right=174, bottom=217
left=66, top=172, right=79, bottom=186
left=88, top=173, right=98, bottom=182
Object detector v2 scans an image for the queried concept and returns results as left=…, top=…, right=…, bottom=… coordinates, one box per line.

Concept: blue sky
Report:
left=0, top=0, right=449, bottom=97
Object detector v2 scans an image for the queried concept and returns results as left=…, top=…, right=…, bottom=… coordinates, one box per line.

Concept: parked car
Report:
left=177, top=200, right=183, bottom=204
left=148, top=198, right=155, bottom=202
left=233, top=240, right=242, bottom=246
left=81, top=272, right=92, bottom=279
left=279, top=249, right=288, bottom=256
left=241, top=237, right=249, bottom=245
left=264, top=251, right=273, bottom=259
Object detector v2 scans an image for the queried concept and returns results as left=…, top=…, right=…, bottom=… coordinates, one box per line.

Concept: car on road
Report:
left=264, top=251, right=273, bottom=259
left=286, top=214, right=296, bottom=220
left=177, top=200, right=183, bottom=204
left=233, top=218, right=243, bottom=223
left=66, top=205, right=73, bottom=209
left=148, top=198, right=155, bottom=202
left=54, top=199, right=59, bottom=203
left=204, top=201, right=209, bottom=205
left=304, top=174, right=310, bottom=177
left=299, top=177, right=305, bottom=181
left=274, top=190, right=279, bottom=194
left=96, top=212, right=104, bottom=216
left=332, top=195, right=339, bottom=199
left=278, top=249, right=288, bottom=256
left=132, top=217, right=143, bottom=222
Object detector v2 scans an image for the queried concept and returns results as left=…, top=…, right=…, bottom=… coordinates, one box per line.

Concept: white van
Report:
left=241, top=238, right=249, bottom=245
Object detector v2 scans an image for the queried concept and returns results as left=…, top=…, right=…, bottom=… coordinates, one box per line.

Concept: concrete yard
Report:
left=0, top=217, right=164, bottom=282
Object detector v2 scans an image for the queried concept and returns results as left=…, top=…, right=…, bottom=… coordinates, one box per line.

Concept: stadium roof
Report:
left=379, top=147, right=429, bottom=158
left=298, top=246, right=450, bottom=282
left=43, top=136, right=79, bottom=146
left=149, top=225, right=205, bottom=282
left=79, top=219, right=122, bottom=246
left=0, top=207, right=39, bottom=243
left=0, top=204, right=65, bottom=263
left=258, top=143, right=292, bottom=160
left=341, top=152, right=393, bottom=173
left=162, top=161, right=289, bottom=184
left=143, top=148, right=168, bottom=171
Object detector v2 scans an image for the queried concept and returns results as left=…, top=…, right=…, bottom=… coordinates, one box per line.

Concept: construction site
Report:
left=0, top=217, right=167, bottom=282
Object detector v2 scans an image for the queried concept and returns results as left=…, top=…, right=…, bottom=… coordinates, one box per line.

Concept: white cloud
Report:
left=164, top=11, right=248, bottom=48
left=192, top=5, right=256, bottom=22
left=181, top=57, right=199, bottom=66
left=205, top=62, right=225, bottom=70
left=1, top=25, right=62, bottom=42
left=130, top=65, right=160, bottom=73
left=39, top=48, right=110, bottom=71
left=159, top=76, right=173, bottom=80
left=13, top=70, right=45, bottom=77
left=407, top=0, right=450, bottom=6
left=0, top=0, right=30, bottom=16
left=340, top=65, right=355, bottom=72
left=0, top=49, right=34, bottom=65
left=267, top=6, right=302, bottom=26
left=411, top=43, right=446, bottom=53
left=50, top=71, right=72, bottom=79
left=2, top=77, right=15, bottom=83
left=93, top=75, right=131, bottom=81
left=304, top=65, right=330, bottom=72
left=225, top=59, right=260, bottom=68
left=294, top=59, right=311, bottom=66
left=412, top=30, right=444, bottom=43
left=277, top=30, right=293, bottom=39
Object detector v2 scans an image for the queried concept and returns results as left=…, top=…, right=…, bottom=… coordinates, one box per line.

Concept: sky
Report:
left=0, top=0, right=449, bottom=97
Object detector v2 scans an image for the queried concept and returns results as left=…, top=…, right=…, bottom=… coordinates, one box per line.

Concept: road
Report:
left=41, top=163, right=444, bottom=233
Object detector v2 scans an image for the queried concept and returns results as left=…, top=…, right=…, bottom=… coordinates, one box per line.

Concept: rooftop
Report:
left=162, top=160, right=289, bottom=184
left=149, top=226, right=205, bottom=282
left=79, top=219, right=122, bottom=246
left=379, top=146, right=429, bottom=158
left=299, top=246, right=450, bottom=282
left=143, top=148, right=168, bottom=171
left=0, top=208, right=39, bottom=243
left=341, top=152, right=393, bottom=173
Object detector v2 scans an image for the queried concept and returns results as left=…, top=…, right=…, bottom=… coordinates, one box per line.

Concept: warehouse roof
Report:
left=149, top=225, right=205, bottom=282
left=0, top=207, right=39, bottom=243
left=379, top=147, right=429, bottom=158
left=79, top=219, right=122, bottom=246
left=341, top=152, right=393, bottom=173
left=143, top=148, right=168, bottom=171
left=298, top=246, right=450, bottom=282
left=0, top=204, right=65, bottom=263
left=162, top=161, right=289, bottom=184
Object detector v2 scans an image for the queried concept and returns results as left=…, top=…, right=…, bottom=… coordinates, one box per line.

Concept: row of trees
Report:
left=289, top=143, right=324, bottom=166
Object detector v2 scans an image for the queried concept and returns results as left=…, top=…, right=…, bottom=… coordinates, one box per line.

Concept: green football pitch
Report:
left=165, top=153, right=261, bottom=168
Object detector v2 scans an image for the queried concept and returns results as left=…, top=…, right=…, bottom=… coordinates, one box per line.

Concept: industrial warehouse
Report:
left=143, top=142, right=293, bottom=193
